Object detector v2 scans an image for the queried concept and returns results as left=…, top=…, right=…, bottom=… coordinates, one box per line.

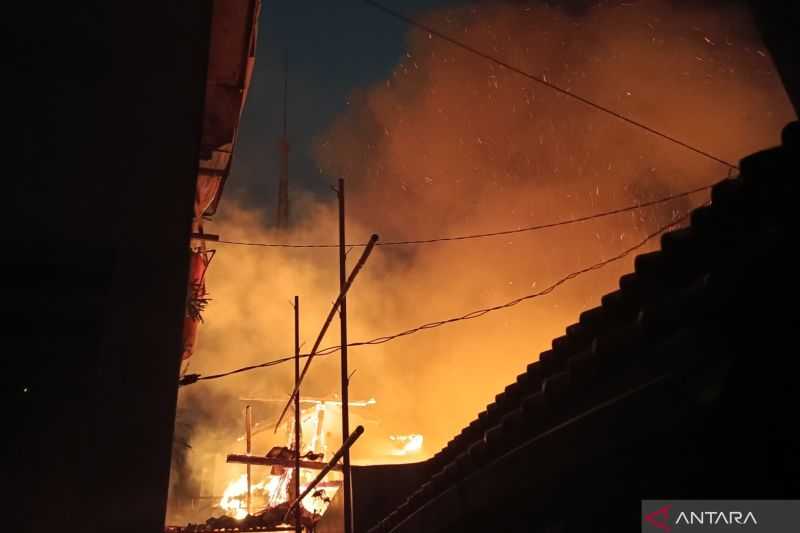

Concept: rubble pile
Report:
left=167, top=501, right=318, bottom=532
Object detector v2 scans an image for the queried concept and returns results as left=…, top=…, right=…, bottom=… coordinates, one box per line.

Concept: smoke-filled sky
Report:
left=170, top=0, right=794, bottom=519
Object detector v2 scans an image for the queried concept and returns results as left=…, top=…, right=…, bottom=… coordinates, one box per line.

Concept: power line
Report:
left=361, top=0, right=739, bottom=171
left=214, top=184, right=710, bottom=249
left=180, top=206, right=697, bottom=387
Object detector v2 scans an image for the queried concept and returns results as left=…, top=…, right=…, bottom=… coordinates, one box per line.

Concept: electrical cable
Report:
left=213, top=184, right=710, bottom=249
left=361, top=0, right=739, bottom=171
left=179, top=205, right=698, bottom=386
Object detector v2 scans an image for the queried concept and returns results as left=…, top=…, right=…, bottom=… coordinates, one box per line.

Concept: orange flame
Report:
left=389, top=434, right=424, bottom=456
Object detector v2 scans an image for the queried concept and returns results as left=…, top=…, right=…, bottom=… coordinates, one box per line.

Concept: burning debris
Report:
left=169, top=397, right=378, bottom=530
left=168, top=501, right=317, bottom=532
left=262, top=446, right=325, bottom=463
left=219, top=405, right=343, bottom=526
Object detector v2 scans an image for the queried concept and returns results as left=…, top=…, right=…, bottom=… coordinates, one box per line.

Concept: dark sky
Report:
left=221, top=0, right=770, bottom=220
left=224, top=0, right=464, bottom=215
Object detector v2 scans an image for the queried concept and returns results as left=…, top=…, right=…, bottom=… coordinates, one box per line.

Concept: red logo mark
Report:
left=644, top=504, right=672, bottom=532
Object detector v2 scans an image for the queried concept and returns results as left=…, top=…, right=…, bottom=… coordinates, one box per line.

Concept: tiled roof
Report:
left=368, top=121, right=799, bottom=533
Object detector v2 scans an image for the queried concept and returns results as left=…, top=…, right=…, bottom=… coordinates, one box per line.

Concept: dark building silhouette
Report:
left=6, top=2, right=257, bottom=532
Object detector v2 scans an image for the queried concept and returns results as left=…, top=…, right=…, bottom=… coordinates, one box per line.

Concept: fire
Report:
left=299, top=481, right=339, bottom=516
left=389, top=434, right=424, bottom=456
left=168, top=2, right=795, bottom=528
left=218, top=472, right=339, bottom=520
left=217, top=401, right=347, bottom=521
left=219, top=474, right=278, bottom=520
left=218, top=474, right=247, bottom=519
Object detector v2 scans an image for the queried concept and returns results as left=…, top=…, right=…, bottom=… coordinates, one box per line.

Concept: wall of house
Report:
left=6, top=2, right=213, bottom=532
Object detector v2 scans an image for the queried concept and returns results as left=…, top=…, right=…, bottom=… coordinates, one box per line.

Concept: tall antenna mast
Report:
left=276, top=49, right=290, bottom=229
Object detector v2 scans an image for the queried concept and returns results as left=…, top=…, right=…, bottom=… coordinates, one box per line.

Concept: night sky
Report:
left=225, top=0, right=464, bottom=213
left=223, top=0, right=769, bottom=217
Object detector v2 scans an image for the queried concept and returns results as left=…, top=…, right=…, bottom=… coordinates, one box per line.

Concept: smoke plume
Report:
left=168, top=0, right=793, bottom=521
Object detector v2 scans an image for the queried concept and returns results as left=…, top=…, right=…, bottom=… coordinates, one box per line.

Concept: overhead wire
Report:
left=361, top=0, right=739, bottom=171
left=181, top=0, right=733, bottom=387
left=213, top=183, right=711, bottom=249
left=180, top=204, right=699, bottom=386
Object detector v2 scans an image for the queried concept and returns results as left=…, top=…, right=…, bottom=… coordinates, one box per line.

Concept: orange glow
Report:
left=216, top=403, right=343, bottom=521
left=168, top=0, right=793, bottom=526
left=219, top=474, right=276, bottom=520
left=218, top=472, right=338, bottom=520
left=389, top=434, right=424, bottom=456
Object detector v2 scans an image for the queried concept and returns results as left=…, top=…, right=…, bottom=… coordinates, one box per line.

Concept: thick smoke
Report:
left=168, top=0, right=793, bottom=521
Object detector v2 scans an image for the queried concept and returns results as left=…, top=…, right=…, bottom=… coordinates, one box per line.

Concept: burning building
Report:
left=11, top=1, right=799, bottom=533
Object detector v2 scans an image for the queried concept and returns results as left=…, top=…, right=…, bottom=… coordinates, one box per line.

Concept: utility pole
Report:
left=245, top=404, right=252, bottom=515
left=276, top=49, right=290, bottom=229
left=272, top=233, right=379, bottom=433
left=337, top=178, right=353, bottom=533
left=293, top=295, right=302, bottom=533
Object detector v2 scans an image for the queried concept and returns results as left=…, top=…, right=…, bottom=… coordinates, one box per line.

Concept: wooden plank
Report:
left=226, top=454, right=343, bottom=472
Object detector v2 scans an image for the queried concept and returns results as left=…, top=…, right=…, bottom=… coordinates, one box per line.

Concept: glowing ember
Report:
left=389, top=434, right=424, bottom=456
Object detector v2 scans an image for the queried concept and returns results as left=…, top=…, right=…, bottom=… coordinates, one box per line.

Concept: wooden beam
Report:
left=226, top=454, right=343, bottom=472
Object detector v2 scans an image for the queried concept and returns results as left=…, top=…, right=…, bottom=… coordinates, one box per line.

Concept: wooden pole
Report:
left=284, top=426, right=364, bottom=523
left=293, top=295, right=301, bottom=533
left=338, top=178, right=354, bottom=533
left=273, top=233, right=379, bottom=432
left=245, top=404, right=252, bottom=515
